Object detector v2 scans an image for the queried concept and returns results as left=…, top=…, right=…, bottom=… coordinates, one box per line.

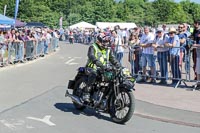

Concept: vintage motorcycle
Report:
left=65, top=66, right=135, bottom=124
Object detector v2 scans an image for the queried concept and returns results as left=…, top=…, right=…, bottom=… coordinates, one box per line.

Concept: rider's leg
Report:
left=82, top=69, right=97, bottom=102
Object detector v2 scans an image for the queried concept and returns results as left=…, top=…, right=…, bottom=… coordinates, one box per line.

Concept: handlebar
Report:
left=97, top=66, right=122, bottom=74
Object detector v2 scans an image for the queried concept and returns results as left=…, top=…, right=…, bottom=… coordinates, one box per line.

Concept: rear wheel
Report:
left=73, top=77, right=87, bottom=110
left=109, top=89, right=135, bottom=124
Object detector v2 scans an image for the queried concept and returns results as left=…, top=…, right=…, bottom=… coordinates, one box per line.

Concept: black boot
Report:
left=82, top=86, right=91, bottom=102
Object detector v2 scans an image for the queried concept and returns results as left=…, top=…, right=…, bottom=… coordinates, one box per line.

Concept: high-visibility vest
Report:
left=87, top=43, right=110, bottom=69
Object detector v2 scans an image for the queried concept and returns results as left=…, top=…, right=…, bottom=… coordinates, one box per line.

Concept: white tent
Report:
left=96, top=22, right=137, bottom=29
left=69, top=21, right=97, bottom=29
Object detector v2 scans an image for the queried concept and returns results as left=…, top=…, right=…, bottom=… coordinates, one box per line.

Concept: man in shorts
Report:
left=140, top=27, right=155, bottom=83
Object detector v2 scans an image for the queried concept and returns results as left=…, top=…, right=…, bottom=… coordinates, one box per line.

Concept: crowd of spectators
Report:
left=76, top=22, right=200, bottom=88
left=63, top=29, right=95, bottom=45
left=0, top=27, right=60, bottom=67
left=1, top=21, right=200, bottom=88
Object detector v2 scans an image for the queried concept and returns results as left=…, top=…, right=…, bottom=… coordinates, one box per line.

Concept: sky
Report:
left=149, top=0, right=200, bottom=3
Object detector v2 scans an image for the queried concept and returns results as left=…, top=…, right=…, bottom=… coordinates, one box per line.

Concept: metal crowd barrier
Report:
left=25, top=40, right=35, bottom=60
left=0, top=37, right=59, bottom=67
left=116, top=45, right=199, bottom=89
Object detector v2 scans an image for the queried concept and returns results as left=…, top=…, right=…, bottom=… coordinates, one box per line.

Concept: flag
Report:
left=14, top=0, right=20, bottom=25
left=59, top=17, right=63, bottom=28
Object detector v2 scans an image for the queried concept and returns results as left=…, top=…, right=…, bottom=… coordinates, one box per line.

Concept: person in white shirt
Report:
left=122, top=28, right=128, bottom=45
left=139, top=26, right=155, bottom=83
left=111, top=30, right=124, bottom=64
left=45, top=30, right=52, bottom=54
left=162, top=24, right=168, bottom=34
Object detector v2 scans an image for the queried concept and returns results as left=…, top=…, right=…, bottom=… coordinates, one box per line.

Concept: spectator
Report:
left=128, top=33, right=141, bottom=75
left=14, top=30, right=24, bottom=63
left=193, top=39, right=200, bottom=88
left=114, top=25, right=124, bottom=43
left=42, top=31, right=48, bottom=55
left=183, top=23, right=191, bottom=37
left=111, top=30, right=124, bottom=64
left=193, top=21, right=200, bottom=88
left=152, top=28, right=169, bottom=84
left=54, top=29, right=60, bottom=47
left=0, top=30, right=5, bottom=66
left=64, top=29, right=69, bottom=41
left=162, top=24, right=168, bottom=34
left=139, top=26, right=155, bottom=83
left=177, top=24, right=187, bottom=67
left=122, top=28, right=128, bottom=45
left=46, top=30, right=52, bottom=54
left=192, top=20, right=200, bottom=80
left=132, top=27, right=140, bottom=36
left=68, top=30, right=74, bottom=44
left=165, top=27, right=181, bottom=86
left=26, top=31, right=36, bottom=60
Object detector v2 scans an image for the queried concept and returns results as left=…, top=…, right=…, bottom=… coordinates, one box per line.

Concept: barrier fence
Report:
left=1, top=39, right=199, bottom=90
left=0, top=37, right=59, bottom=66
left=118, top=45, right=200, bottom=90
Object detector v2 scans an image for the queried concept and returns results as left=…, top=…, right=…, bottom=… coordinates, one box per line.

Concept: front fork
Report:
left=113, top=81, right=120, bottom=100
left=113, top=81, right=129, bottom=107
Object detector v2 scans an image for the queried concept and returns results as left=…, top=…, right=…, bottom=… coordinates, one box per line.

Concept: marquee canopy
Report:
left=96, top=22, right=137, bottom=29
left=69, top=21, right=97, bottom=29
left=0, top=14, right=15, bottom=25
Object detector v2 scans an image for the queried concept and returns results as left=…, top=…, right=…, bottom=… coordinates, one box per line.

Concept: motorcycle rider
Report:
left=83, top=33, right=121, bottom=102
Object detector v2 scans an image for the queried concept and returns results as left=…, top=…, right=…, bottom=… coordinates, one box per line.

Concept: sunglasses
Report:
left=178, top=27, right=183, bottom=28
left=169, top=32, right=175, bottom=34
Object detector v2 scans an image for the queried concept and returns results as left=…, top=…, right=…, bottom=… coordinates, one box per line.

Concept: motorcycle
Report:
left=65, top=66, right=136, bottom=124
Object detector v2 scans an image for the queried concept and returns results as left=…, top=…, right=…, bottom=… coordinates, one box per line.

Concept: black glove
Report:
left=105, top=66, right=113, bottom=72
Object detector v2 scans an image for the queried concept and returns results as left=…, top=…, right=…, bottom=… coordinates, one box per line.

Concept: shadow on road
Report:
left=54, top=103, right=112, bottom=123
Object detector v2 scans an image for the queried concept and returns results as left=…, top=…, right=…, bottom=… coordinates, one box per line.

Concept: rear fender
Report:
left=68, top=80, right=76, bottom=90
left=68, top=67, right=88, bottom=90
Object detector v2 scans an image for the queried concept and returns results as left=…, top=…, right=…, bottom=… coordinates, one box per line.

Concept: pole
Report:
left=14, top=0, right=20, bottom=27
left=4, top=5, right=7, bottom=16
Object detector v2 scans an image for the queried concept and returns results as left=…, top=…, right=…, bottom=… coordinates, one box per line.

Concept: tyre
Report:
left=72, top=77, right=87, bottom=110
left=109, top=89, right=135, bottom=124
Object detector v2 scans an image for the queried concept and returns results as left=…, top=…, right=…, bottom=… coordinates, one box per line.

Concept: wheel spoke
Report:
left=110, top=89, right=134, bottom=124
left=113, top=91, right=131, bottom=119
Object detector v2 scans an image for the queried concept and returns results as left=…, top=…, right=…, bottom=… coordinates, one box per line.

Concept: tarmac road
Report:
left=0, top=42, right=199, bottom=133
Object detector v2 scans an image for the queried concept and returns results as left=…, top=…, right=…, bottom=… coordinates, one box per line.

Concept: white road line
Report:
left=27, top=115, right=56, bottom=126
left=65, top=58, right=79, bottom=65
left=68, top=63, right=79, bottom=65
left=0, top=120, right=17, bottom=130
left=65, top=59, right=75, bottom=64
left=68, top=57, right=82, bottom=59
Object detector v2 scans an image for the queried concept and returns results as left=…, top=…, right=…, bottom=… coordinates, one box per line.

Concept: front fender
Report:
left=119, top=80, right=135, bottom=91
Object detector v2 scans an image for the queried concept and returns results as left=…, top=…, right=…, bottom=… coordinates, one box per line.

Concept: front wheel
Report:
left=109, top=89, right=135, bottom=124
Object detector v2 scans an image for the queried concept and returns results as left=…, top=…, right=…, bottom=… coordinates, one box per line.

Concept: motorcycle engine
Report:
left=92, top=88, right=107, bottom=108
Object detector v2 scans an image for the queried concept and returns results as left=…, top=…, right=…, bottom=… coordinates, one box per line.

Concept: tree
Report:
left=0, top=0, right=199, bottom=27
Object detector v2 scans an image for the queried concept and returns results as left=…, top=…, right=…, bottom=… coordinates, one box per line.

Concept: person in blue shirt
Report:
left=165, top=27, right=181, bottom=86
left=177, top=24, right=187, bottom=66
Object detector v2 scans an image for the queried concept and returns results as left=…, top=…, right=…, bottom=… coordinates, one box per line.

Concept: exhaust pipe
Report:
left=65, top=90, right=83, bottom=106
